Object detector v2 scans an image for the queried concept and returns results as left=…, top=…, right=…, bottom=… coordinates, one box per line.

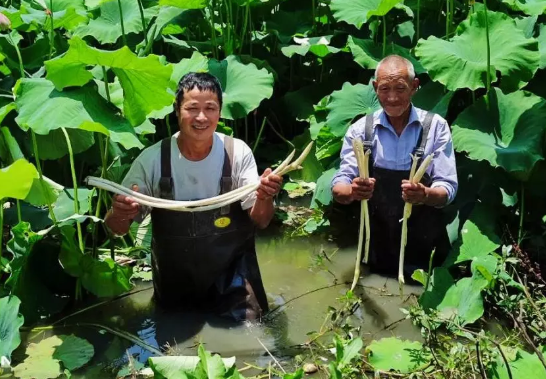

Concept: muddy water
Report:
left=24, top=230, right=424, bottom=378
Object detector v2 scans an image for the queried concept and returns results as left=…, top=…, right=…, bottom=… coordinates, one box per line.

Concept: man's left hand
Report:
left=257, top=168, right=283, bottom=200
left=401, top=180, right=428, bottom=205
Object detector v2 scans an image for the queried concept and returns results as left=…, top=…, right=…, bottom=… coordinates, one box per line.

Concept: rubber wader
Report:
left=150, top=136, right=269, bottom=321
left=362, top=112, right=447, bottom=276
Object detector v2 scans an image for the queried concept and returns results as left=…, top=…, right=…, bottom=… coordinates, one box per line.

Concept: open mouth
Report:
left=192, top=124, right=208, bottom=130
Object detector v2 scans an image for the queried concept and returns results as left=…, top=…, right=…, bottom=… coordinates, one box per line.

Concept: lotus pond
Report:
left=1, top=0, right=546, bottom=377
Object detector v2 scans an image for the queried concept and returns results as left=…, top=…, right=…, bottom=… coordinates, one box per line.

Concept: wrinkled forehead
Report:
left=375, top=65, right=412, bottom=85
left=181, top=88, right=220, bottom=104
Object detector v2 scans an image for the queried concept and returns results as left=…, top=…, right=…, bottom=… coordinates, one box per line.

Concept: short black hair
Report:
left=175, top=72, right=223, bottom=110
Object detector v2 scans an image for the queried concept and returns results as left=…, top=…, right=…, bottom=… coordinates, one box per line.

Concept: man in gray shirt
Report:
left=105, top=72, right=282, bottom=321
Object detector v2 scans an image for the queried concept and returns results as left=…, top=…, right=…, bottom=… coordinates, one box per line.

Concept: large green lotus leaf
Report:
left=347, top=36, right=425, bottom=74
left=310, top=167, right=337, bottom=208
left=538, top=24, right=546, bottom=68
left=411, top=81, right=454, bottom=118
left=19, top=2, right=88, bottom=31
left=330, top=0, right=401, bottom=28
left=266, top=10, right=313, bottom=44
left=159, top=0, right=207, bottom=8
left=281, top=36, right=340, bottom=58
left=13, top=336, right=63, bottom=379
left=367, top=338, right=430, bottom=373
left=326, top=82, right=380, bottom=137
left=45, top=37, right=174, bottom=126
left=170, top=51, right=209, bottom=85
left=0, top=295, right=24, bottom=362
left=53, top=335, right=94, bottom=371
left=5, top=222, right=43, bottom=289
left=501, top=0, right=546, bottom=16
left=438, top=276, right=488, bottom=324
left=35, top=128, right=95, bottom=160
left=149, top=355, right=235, bottom=378
left=452, top=88, right=546, bottom=180
left=52, top=189, right=95, bottom=221
left=492, top=346, right=546, bottom=379
left=447, top=216, right=501, bottom=265
left=81, top=256, right=133, bottom=297
left=415, top=10, right=540, bottom=91
left=74, top=0, right=158, bottom=44
left=14, top=78, right=143, bottom=150
left=0, top=159, right=38, bottom=200
left=208, top=55, right=274, bottom=119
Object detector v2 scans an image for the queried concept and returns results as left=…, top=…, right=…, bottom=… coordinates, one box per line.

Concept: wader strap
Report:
left=159, top=138, right=174, bottom=200
left=363, top=114, right=374, bottom=151
left=413, top=112, right=435, bottom=159
left=220, top=136, right=234, bottom=215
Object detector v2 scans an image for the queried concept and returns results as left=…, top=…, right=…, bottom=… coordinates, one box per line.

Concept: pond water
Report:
left=14, top=224, right=424, bottom=378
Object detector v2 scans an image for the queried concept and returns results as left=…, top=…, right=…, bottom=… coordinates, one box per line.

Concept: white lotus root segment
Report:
left=86, top=142, right=313, bottom=212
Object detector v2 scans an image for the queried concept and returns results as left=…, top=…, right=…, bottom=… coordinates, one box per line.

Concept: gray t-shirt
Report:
left=122, top=132, right=259, bottom=221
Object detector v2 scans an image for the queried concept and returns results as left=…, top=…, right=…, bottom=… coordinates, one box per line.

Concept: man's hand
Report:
left=351, top=177, right=376, bottom=201
left=256, top=168, right=283, bottom=201
left=106, top=184, right=140, bottom=236
left=401, top=180, right=427, bottom=204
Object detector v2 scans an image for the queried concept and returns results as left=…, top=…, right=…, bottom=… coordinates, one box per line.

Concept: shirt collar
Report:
left=377, top=104, right=420, bottom=131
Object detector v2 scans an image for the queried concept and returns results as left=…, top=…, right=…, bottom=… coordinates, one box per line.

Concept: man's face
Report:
left=177, top=88, right=221, bottom=142
left=373, top=65, right=419, bottom=118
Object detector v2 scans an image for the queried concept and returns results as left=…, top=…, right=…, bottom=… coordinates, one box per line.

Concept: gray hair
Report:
left=374, top=55, right=416, bottom=81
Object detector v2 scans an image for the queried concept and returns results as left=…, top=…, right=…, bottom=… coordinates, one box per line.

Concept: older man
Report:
left=332, top=55, right=458, bottom=276
left=105, top=72, right=282, bottom=321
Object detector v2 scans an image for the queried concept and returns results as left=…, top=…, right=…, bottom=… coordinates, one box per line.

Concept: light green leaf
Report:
left=20, top=2, right=88, bottom=31
left=74, top=0, right=158, bottom=44
left=367, top=338, right=430, bottom=373
left=538, top=24, right=546, bottom=69
left=148, top=354, right=236, bottom=378
left=52, top=189, right=95, bottom=221
left=311, top=167, right=337, bottom=208
left=415, top=10, right=540, bottom=91
left=347, top=36, right=425, bottom=74
left=281, top=36, right=340, bottom=58
left=159, top=0, right=207, bottom=9
left=326, top=82, right=380, bottom=136
left=330, top=0, right=401, bottom=28
left=0, top=159, right=38, bottom=200
left=500, top=0, right=546, bottom=16
left=15, top=78, right=143, bottom=150
left=411, top=269, right=428, bottom=287
left=339, top=338, right=363, bottom=367
left=452, top=88, right=546, bottom=180
left=492, top=346, right=546, bottom=379
left=13, top=336, right=63, bottom=379
left=436, top=274, right=488, bottom=325
left=197, top=344, right=226, bottom=378
left=208, top=55, right=274, bottom=119
left=45, top=37, right=174, bottom=126
left=53, top=335, right=94, bottom=371
left=80, top=256, right=133, bottom=297
left=0, top=295, right=24, bottom=363
left=448, top=216, right=501, bottom=265
left=170, top=51, right=209, bottom=84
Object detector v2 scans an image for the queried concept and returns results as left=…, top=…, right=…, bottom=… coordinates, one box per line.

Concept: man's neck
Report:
left=177, top=134, right=213, bottom=161
left=386, top=106, right=412, bottom=136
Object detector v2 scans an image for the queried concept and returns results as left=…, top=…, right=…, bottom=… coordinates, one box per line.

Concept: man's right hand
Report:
left=105, top=184, right=140, bottom=236
left=333, top=178, right=376, bottom=204
left=351, top=177, right=375, bottom=201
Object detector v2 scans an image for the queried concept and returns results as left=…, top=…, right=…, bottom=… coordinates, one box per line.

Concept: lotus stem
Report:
left=7, top=32, right=24, bottom=77
left=117, top=0, right=128, bottom=46
left=398, top=154, right=433, bottom=294
left=136, top=0, right=148, bottom=46
left=416, top=0, right=420, bottom=42
left=31, top=131, right=57, bottom=224
left=0, top=199, right=3, bottom=263
left=61, top=128, right=84, bottom=252
left=350, top=139, right=371, bottom=292
left=102, top=66, right=111, bottom=103
left=518, top=184, right=525, bottom=245
left=483, top=0, right=491, bottom=98
left=87, top=143, right=313, bottom=212
left=16, top=199, right=21, bottom=223
left=49, top=0, right=54, bottom=59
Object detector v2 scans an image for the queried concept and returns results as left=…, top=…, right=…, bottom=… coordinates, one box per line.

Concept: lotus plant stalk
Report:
left=86, top=142, right=313, bottom=212
left=350, top=139, right=371, bottom=292
left=398, top=153, right=433, bottom=293
left=31, top=131, right=57, bottom=224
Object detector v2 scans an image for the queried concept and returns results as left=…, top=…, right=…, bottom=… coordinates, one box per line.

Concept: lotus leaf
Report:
left=208, top=55, right=274, bottom=119
left=0, top=159, right=38, bottom=200
left=12, top=336, right=62, bottom=379
left=367, top=337, right=430, bottom=373
left=281, top=36, right=340, bottom=58
left=0, top=295, right=24, bottom=363
left=52, top=335, right=94, bottom=371
left=330, top=0, right=401, bottom=28
left=415, top=10, right=539, bottom=91
left=45, top=37, right=174, bottom=126
left=501, top=0, right=546, bottom=16
left=326, top=82, right=380, bottom=136
left=452, top=88, right=546, bottom=180
left=14, top=78, right=143, bottom=150
left=74, top=0, right=158, bottom=44
left=347, top=36, right=425, bottom=74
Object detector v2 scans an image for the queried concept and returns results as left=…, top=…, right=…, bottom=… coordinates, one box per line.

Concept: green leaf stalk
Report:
left=30, top=130, right=57, bottom=225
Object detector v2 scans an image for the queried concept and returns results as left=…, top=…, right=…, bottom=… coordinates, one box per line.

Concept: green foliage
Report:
left=0, top=159, right=38, bottom=200
left=0, top=295, right=24, bottom=363
left=330, top=0, right=401, bottom=28
left=366, top=337, right=430, bottom=373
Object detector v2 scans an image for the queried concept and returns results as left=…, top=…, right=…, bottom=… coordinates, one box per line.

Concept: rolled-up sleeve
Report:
left=331, top=125, right=360, bottom=188
left=429, top=119, right=458, bottom=205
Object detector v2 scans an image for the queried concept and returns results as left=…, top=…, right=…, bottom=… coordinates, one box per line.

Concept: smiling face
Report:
left=177, top=88, right=221, bottom=143
left=373, top=63, right=419, bottom=118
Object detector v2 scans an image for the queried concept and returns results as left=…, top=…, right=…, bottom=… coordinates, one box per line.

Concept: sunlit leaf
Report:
left=0, top=295, right=24, bottom=363
left=0, top=159, right=38, bottom=200
left=415, top=10, right=540, bottom=91
left=367, top=337, right=430, bottom=373
left=330, top=0, right=401, bottom=28
left=53, top=335, right=94, bottom=371
left=45, top=37, right=174, bottom=126
left=159, top=0, right=207, bottom=8
left=12, top=336, right=62, bottom=379
left=500, top=0, right=546, bottom=16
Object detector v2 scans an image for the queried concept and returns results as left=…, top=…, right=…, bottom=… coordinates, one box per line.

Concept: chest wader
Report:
left=150, top=137, right=269, bottom=321
left=361, top=113, right=447, bottom=277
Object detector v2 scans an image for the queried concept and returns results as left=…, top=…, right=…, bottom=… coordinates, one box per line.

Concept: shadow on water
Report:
left=18, top=227, right=425, bottom=378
